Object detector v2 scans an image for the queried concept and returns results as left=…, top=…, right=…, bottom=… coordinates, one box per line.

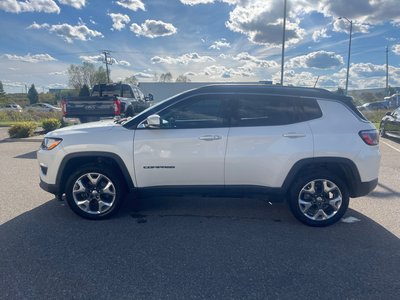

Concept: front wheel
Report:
left=65, top=165, right=125, bottom=220
left=288, top=172, right=349, bottom=227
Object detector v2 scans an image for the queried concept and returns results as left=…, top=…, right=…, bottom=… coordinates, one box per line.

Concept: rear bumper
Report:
left=351, top=178, right=378, bottom=198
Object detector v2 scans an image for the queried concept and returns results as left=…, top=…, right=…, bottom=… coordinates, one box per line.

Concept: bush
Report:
left=42, top=118, right=61, bottom=133
left=8, top=122, right=38, bottom=138
left=0, top=111, right=62, bottom=123
left=362, top=109, right=389, bottom=123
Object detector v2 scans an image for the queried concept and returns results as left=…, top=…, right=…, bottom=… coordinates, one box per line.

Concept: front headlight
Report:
left=40, top=138, right=63, bottom=150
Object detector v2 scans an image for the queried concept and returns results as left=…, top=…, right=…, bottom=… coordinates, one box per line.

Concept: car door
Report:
left=134, top=94, right=229, bottom=187
left=225, top=94, right=315, bottom=188
left=386, top=108, right=400, bottom=138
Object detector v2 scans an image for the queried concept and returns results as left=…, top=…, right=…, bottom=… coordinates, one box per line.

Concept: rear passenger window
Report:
left=231, top=95, right=321, bottom=127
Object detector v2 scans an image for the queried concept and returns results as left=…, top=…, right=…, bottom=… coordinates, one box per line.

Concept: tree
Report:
left=28, top=84, right=39, bottom=104
left=68, top=63, right=108, bottom=90
left=159, top=72, right=173, bottom=82
left=0, top=81, right=6, bottom=100
left=124, top=75, right=138, bottom=86
left=176, top=75, right=191, bottom=83
left=79, top=84, right=90, bottom=97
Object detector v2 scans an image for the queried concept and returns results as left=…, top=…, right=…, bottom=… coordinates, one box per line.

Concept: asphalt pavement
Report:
left=0, top=131, right=399, bottom=299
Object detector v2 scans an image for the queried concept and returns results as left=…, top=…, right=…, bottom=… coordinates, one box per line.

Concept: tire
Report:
left=379, top=122, right=387, bottom=138
left=125, top=106, right=134, bottom=117
left=65, top=164, right=125, bottom=220
left=288, top=171, right=349, bottom=227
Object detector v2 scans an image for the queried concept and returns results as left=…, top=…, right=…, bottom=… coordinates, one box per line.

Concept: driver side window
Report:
left=158, top=95, right=226, bottom=129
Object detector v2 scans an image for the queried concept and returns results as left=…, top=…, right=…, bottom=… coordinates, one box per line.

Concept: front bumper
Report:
left=40, top=179, right=60, bottom=195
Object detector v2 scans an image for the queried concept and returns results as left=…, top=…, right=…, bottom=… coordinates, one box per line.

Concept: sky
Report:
left=1, top=0, right=400, bottom=93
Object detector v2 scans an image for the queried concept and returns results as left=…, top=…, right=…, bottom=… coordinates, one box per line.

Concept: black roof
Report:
left=190, top=84, right=352, bottom=102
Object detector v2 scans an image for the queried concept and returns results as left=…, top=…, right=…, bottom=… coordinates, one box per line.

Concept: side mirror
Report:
left=147, top=93, right=154, bottom=101
left=386, top=111, right=392, bottom=116
left=146, top=114, right=160, bottom=128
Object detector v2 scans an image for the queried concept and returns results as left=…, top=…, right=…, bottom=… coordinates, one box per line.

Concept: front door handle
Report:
left=199, top=135, right=222, bottom=141
left=283, top=133, right=306, bottom=138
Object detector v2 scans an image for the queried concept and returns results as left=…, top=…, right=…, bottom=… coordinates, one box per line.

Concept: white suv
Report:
left=38, top=85, right=380, bottom=226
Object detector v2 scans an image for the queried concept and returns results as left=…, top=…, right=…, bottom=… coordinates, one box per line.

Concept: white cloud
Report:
left=209, top=39, right=231, bottom=50
left=27, top=22, right=50, bottom=29
left=28, top=22, right=103, bottom=43
left=349, top=63, right=386, bottom=78
left=49, top=71, right=67, bottom=75
left=312, top=28, right=330, bottom=42
left=80, top=55, right=131, bottom=67
left=134, top=72, right=153, bottom=78
left=392, top=44, right=400, bottom=55
left=0, top=0, right=60, bottom=14
left=108, top=13, right=130, bottom=31
left=203, top=64, right=255, bottom=79
left=231, top=52, right=279, bottom=68
left=151, top=53, right=215, bottom=65
left=58, top=0, right=85, bottom=9
left=180, top=0, right=215, bottom=5
left=332, top=19, right=370, bottom=34
left=119, top=60, right=131, bottom=66
left=130, top=20, right=177, bottom=38
left=2, top=53, right=57, bottom=63
left=287, top=51, right=343, bottom=69
left=184, top=72, right=197, bottom=76
left=116, top=0, right=145, bottom=11
left=225, top=0, right=305, bottom=47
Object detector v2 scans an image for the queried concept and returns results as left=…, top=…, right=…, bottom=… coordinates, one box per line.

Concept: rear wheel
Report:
left=289, top=171, right=349, bottom=227
left=65, top=165, right=125, bottom=220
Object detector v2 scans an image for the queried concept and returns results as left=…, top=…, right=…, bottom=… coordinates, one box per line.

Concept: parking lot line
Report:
left=382, top=141, right=400, bottom=153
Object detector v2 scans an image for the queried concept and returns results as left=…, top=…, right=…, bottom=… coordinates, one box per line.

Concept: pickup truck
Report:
left=61, top=83, right=153, bottom=123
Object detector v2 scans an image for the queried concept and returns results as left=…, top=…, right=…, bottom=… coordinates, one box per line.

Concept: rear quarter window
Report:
left=230, top=94, right=322, bottom=127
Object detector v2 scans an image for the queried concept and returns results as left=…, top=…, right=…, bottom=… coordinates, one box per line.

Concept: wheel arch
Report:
left=282, top=157, right=362, bottom=198
left=57, top=152, right=135, bottom=194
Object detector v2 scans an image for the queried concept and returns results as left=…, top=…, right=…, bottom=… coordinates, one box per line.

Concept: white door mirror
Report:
left=146, top=114, right=161, bottom=128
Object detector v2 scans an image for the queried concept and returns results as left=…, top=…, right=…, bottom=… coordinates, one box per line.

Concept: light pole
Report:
left=339, top=17, right=353, bottom=95
left=280, top=0, right=287, bottom=86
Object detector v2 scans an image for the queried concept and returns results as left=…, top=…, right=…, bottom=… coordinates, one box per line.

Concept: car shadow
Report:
left=14, top=150, right=37, bottom=159
left=368, top=182, right=400, bottom=198
left=1, top=196, right=399, bottom=299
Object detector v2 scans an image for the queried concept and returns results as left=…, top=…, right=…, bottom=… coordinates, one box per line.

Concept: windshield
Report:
left=92, top=86, right=121, bottom=97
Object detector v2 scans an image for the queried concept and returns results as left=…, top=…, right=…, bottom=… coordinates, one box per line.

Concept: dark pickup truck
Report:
left=61, top=83, right=153, bottom=123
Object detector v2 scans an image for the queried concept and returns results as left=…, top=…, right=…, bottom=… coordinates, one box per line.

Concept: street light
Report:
left=280, top=0, right=287, bottom=86
left=339, top=17, right=353, bottom=95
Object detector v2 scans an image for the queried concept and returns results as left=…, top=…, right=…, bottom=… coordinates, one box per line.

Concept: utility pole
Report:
left=280, top=0, right=287, bottom=86
left=386, top=46, right=389, bottom=96
left=102, top=50, right=113, bottom=83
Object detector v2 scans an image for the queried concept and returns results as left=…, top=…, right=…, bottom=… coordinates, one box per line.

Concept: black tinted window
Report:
left=231, top=95, right=321, bottom=127
left=122, top=85, right=133, bottom=98
left=158, top=95, right=226, bottom=129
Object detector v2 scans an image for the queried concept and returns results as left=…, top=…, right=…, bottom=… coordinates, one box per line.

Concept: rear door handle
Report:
left=199, top=135, right=222, bottom=141
left=283, top=133, right=306, bottom=138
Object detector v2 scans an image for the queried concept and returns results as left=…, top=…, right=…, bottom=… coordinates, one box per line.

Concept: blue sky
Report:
left=1, top=0, right=400, bottom=93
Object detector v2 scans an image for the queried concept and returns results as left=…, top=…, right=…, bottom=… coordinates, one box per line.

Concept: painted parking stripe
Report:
left=382, top=141, right=400, bottom=153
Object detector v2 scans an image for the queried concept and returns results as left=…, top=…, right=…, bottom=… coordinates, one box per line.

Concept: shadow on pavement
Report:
left=368, top=182, right=400, bottom=198
left=1, top=196, right=399, bottom=299
left=14, top=151, right=37, bottom=160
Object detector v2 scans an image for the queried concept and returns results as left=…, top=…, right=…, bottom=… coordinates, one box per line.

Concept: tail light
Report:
left=61, top=99, right=67, bottom=116
left=359, top=130, right=379, bottom=146
left=114, top=98, right=121, bottom=116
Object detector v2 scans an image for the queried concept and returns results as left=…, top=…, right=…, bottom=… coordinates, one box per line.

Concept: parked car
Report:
left=357, top=101, right=388, bottom=111
left=379, top=106, right=400, bottom=140
left=25, top=103, right=61, bottom=112
left=62, top=83, right=153, bottom=123
left=0, top=103, right=22, bottom=112
left=38, top=85, right=380, bottom=227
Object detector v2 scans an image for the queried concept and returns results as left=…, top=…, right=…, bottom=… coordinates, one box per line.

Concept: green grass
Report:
left=0, top=121, right=28, bottom=127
